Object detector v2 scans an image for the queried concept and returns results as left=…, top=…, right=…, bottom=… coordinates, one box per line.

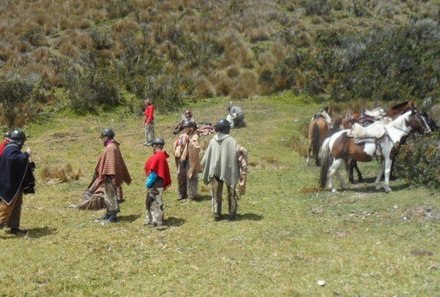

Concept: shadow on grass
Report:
left=165, top=216, right=185, bottom=227
left=344, top=182, right=410, bottom=193
left=0, top=226, right=60, bottom=239
left=196, top=195, right=212, bottom=202
left=235, top=213, right=263, bottom=221
left=26, top=226, right=57, bottom=238
left=118, top=214, right=141, bottom=223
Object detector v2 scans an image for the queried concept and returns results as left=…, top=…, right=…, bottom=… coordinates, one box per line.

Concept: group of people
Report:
left=82, top=103, right=247, bottom=227
left=0, top=100, right=248, bottom=234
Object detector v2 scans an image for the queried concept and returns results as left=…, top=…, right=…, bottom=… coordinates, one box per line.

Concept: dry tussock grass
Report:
left=40, top=163, right=83, bottom=184
left=230, top=70, right=259, bottom=99
left=193, top=76, right=216, bottom=98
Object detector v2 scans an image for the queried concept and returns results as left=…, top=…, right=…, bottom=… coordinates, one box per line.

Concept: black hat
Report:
left=101, top=128, right=115, bottom=139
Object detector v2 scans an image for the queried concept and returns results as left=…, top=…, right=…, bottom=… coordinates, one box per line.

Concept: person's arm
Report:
left=145, top=171, right=158, bottom=188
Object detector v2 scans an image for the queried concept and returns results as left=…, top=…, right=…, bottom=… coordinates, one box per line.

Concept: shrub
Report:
left=62, top=62, right=121, bottom=112
left=0, top=73, right=45, bottom=127
left=394, top=133, right=440, bottom=189
left=302, top=0, right=331, bottom=16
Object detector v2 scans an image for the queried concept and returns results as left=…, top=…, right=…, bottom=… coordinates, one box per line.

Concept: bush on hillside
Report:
left=302, top=0, right=331, bottom=16
left=62, top=63, right=120, bottom=112
left=0, top=73, right=45, bottom=127
left=394, top=134, right=440, bottom=189
left=318, top=19, right=440, bottom=102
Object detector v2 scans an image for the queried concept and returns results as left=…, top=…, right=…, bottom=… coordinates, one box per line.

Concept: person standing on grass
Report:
left=144, top=138, right=172, bottom=228
left=182, top=120, right=202, bottom=201
left=0, top=132, right=11, bottom=157
left=0, top=130, right=35, bottom=236
left=144, top=98, right=155, bottom=146
left=81, top=128, right=131, bottom=222
left=201, top=119, right=248, bottom=221
left=173, top=125, right=189, bottom=200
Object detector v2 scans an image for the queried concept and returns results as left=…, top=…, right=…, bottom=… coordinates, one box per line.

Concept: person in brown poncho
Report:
left=78, top=128, right=131, bottom=223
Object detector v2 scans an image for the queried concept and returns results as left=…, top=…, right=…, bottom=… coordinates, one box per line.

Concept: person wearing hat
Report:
left=79, top=128, right=131, bottom=223
left=144, top=98, right=155, bottom=146
left=201, top=119, right=248, bottom=221
left=181, top=120, right=202, bottom=201
left=173, top=109, right=196, bottom=134
left=0, top=132, right=11, bottom=157
left=0, top=130, right=35, bottom=235
left=144, top=137, right=172, bottom=228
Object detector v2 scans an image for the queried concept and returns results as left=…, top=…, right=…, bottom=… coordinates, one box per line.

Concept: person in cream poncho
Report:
left=201, top=119, right=247, bottom=221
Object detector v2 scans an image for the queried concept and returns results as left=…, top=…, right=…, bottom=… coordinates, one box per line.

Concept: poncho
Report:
left=0, top=144, right=34, bottom=205
left=94, top=140, right=131, bottom=187
left=201, top=134, right=240, bottom=186
left=144, top=150, right=172, bottom=189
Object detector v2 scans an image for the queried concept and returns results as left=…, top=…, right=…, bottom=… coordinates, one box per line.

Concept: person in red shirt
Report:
left=144, top=99, right=155, bottom=146
left=144, top=137, right=171, bottom=228
left=0, top=132, right=11, bottom=157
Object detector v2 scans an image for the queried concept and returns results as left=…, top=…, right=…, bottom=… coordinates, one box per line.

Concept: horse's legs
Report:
left=353, top=161, right=363, bottom=183
left=328, top=159, right=344, bottom=193
left=306, top=144, right=311, bottom=166
left=375, top=160, right=385, bottom=190
left=336, top=167, right=346, bottom=190
left=383, top=158, right=393, bottom=192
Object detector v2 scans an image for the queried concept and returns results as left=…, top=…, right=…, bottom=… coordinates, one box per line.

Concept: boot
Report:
left=107, top=211, right=118, bottom=223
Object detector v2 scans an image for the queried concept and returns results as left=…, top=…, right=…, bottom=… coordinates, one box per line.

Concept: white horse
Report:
left=319, top=109, right=431, bottom=193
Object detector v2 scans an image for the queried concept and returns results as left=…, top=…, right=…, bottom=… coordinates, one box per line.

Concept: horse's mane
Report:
left=388, top=101, right=414, bottom=111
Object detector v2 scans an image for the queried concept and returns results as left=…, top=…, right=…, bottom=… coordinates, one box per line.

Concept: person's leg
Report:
left=211, top=177, right=223, bottom=220
left=103, top=176, right=119, bottom=222
left=6, top=191, right=23, bottom=230
left=148, top=188, right=164, bottom=226
left=0, top=192, right=20, bottom=229
left=186, top=161, right=198, bottom=200
left=227, top=183, right=238, bottom=220
left=177, top=160, right=188, bottom=200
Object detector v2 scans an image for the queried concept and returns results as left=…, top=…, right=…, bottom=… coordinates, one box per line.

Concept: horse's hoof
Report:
left=375, top=185, right=381, bottom=190
left=384, top=187, right=392, bottom=193
left=331, top=189, right=338, bottom=193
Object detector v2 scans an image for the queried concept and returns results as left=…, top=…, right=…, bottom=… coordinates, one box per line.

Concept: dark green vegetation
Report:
left=1, top=0, right=439, bottom=126
left=1, top=95, right=439, bottom=296
left=395, top=134, right=440, bottom=189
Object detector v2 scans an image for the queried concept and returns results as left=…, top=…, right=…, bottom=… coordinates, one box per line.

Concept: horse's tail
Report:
left=312, top=122, right=321, bottom=166
left=319, top=137, right=331, bottom=189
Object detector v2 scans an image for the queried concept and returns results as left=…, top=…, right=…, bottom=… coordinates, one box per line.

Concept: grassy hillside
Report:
left=1, top=0, right=439, bottom=128
left=1, top=94, right=439, bottom=296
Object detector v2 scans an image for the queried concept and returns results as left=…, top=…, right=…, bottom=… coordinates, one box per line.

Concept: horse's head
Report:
left=421, top=111, right=439, bottom=131
left=408, top=109, right=431, bottom=135
left=341, top=113, right=357, bottom=129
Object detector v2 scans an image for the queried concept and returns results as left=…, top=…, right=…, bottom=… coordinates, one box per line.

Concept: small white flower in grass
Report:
left=317, top=280, right=325, bottom=286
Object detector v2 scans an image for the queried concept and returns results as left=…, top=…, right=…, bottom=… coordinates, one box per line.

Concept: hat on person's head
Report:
left=10, top=130, right=26, bottom=141
left=100, top=128, right=115, bottom=139
left=214, top=119, right=231, bottom=134
left=151, top=137, right=165, bottom=147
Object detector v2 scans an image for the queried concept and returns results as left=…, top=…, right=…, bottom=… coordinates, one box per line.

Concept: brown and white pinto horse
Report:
left=333, top=101, right=418, bottom=183
left=306, top=107, right=332, bottom=166
left=319, top=109, right=431, bottom=193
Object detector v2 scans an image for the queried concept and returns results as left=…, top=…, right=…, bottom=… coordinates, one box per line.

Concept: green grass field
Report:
left=1, top=93, right=439, bottom=296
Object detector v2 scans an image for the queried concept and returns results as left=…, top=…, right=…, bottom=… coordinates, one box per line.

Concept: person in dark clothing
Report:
left=0, top=130, right=35, bottom=235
